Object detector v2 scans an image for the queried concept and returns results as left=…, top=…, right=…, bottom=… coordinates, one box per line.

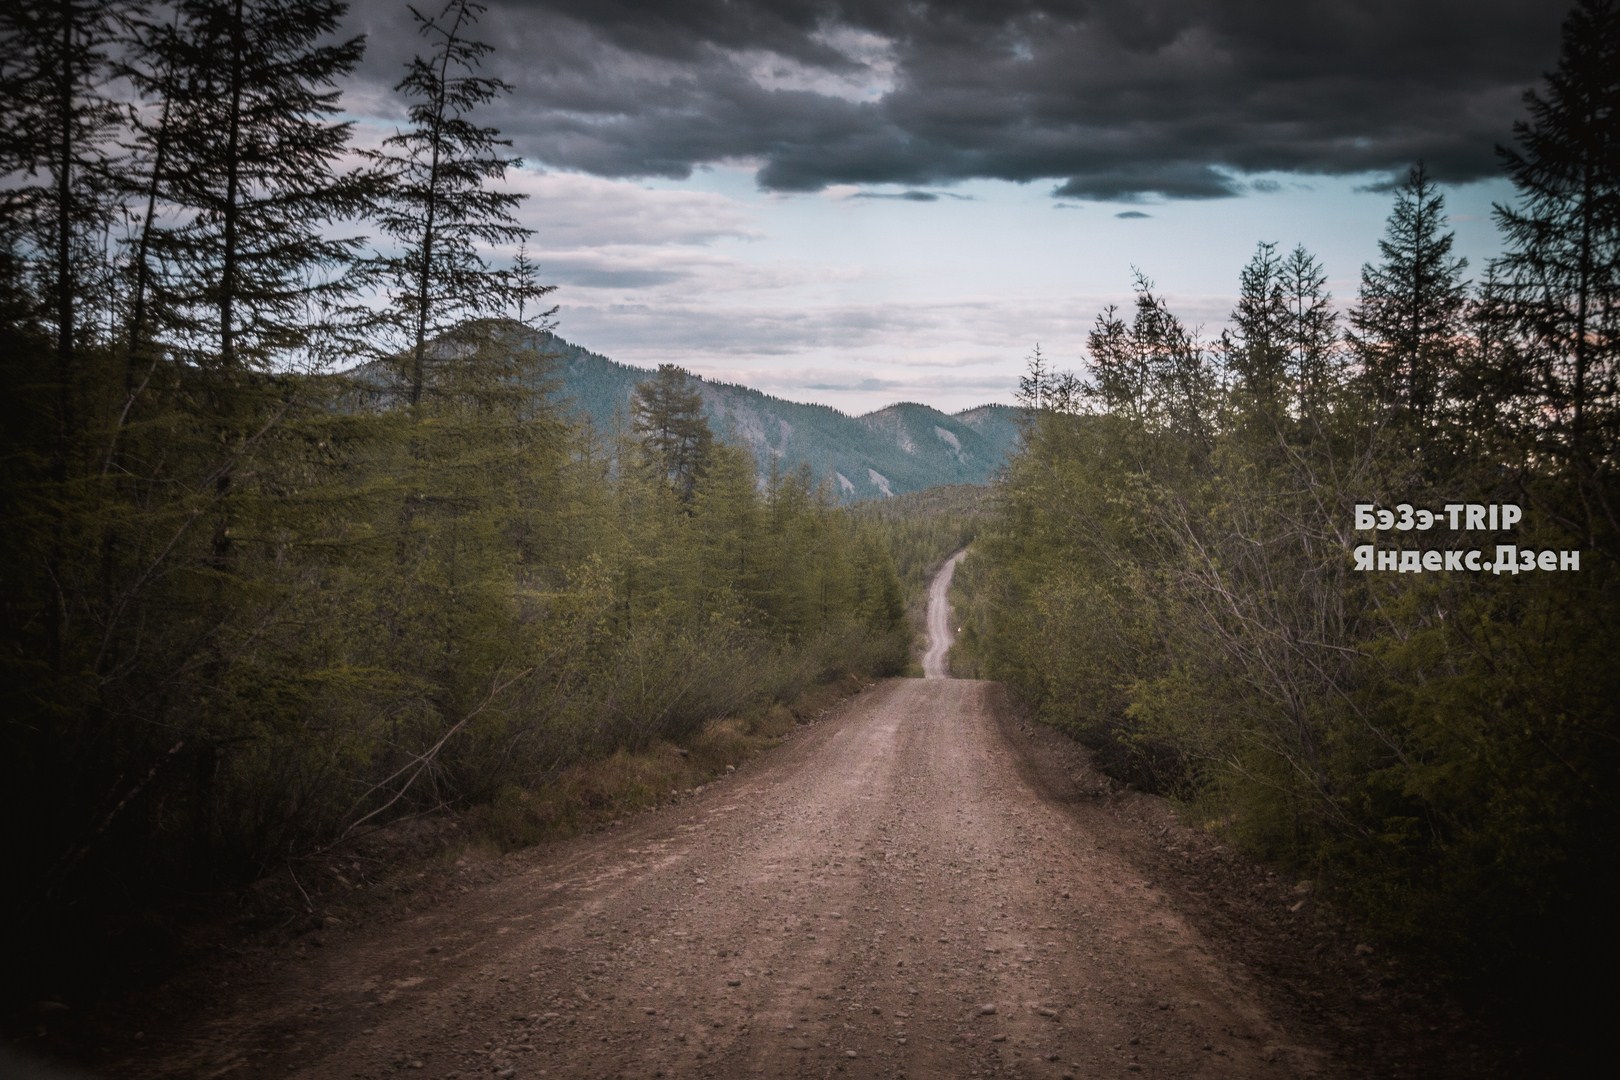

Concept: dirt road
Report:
left=921, top=550, right=966, bottom=679
left=119, top=559, right=1343, bottom=1080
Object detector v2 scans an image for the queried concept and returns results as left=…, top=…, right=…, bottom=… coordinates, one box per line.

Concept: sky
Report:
left=340, top=0, right=1570, bottom=415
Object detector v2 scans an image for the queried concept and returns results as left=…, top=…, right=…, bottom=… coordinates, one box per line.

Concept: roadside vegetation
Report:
left=0, top=0, right=905, bottom=1009
left=955, top=1, right=1618, bottom=1059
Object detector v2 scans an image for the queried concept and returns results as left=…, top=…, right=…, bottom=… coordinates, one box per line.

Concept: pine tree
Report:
left=1349, top=163, right=1469, bottom=429
left=1493, top=0, right=1620, bottom=475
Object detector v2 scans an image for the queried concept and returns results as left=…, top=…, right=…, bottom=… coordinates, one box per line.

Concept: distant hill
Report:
left=540, top=333, right=1021, bottom=501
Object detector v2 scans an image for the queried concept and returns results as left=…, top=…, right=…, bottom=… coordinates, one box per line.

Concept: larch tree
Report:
left=1279, top=244, right=1342, bottom=424
left=0, top=0, right=133, bottom=679
left=1083, top=303, right=1143, bottom=420
left=137, top=0, right=371, bottom=374
left=632, top=364, right=715, bottom=506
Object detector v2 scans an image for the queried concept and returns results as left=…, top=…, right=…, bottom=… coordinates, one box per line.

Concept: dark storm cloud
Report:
left=346, top=0, right=1565, bottom=202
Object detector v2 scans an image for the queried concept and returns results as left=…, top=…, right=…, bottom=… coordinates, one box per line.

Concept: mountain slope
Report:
left=542, top=333, right=1018, bottom=501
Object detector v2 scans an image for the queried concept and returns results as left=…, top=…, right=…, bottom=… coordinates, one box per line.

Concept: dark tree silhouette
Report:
left=1349, top=163, right=1469, bottom=430
left=366, top=0, right=554, bottom=408
left=1493, top=0, right=1620, bottom=484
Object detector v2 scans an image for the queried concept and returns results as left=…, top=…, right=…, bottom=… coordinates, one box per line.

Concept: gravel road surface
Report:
left=119, top=556, right=1338, bottom=1079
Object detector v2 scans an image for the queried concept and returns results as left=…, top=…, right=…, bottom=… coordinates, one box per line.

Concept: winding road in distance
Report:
left=124, top=555, right=1336, bottom=1079
left=922, top=549, right=967, bottom=679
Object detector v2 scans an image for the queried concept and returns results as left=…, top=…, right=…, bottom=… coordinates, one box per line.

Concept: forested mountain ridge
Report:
left=538, top=333, right=1019, bottom=500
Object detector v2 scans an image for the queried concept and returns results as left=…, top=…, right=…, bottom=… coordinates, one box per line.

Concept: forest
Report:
left=0, top=0, right=911, bottom=1004
left=953, top=0, right=1618, bottom=1052
left=4, top=0, right=1616, bottom=1064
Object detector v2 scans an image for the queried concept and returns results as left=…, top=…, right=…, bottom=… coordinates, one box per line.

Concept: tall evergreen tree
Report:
left=632, top=364, right=715, bottom=505
left=1349, top=163, right=1469, bottom=430
left=1493, top=0, right=1620, bottom=479
left=0, top=0, right=132, bottom=353
left=1017, top=343, right=1049, bottom=414
left=1083, top=304, right=1142, bottom=420
left=1135, top=273, right=1218, bottom=446
left=136, top=0, right=371, bottom=373
left=1225, top=241, right=1290, bottom=414
left=1278, top=244, right=1342, bottom=424
left=0, top=0, right=132, bottom=682
left=366, top=0, right=553, bottom=406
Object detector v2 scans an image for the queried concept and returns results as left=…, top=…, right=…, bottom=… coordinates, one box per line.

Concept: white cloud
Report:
left=508, top=170, right=760, bottom=248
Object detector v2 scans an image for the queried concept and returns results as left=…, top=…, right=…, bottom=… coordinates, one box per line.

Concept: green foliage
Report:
left=855, top=483, right=989, bottom=600
left=633, top=364, right=714, bottom=504
left=966, top=17, right=1620, bottom=1042
left=365, top=0, right=554, bottom=402
left=1349, top=163, right=1470, bottom=438
left=0, top=0, right=911, bottom=1009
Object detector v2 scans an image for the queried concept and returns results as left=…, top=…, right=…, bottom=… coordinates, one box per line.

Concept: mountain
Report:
left=541, top=333, right=1021, bottom=501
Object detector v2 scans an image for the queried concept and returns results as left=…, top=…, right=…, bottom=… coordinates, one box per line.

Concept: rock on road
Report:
left=129, top=555, right=1334, bottom=1080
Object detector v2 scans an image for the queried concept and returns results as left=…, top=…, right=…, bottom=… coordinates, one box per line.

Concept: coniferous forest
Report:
left=0, top=0, right=907, bottom=1005
left=2, top=0, right=1617, bottom=1066
left=954, top=0, right=1618, bottom=1051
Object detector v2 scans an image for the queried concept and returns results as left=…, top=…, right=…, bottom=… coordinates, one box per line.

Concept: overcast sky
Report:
left=343, top=0, right=1568, bottom=415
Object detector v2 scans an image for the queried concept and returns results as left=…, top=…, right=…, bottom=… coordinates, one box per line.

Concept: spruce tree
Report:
left=1225, top=241, right=1290, bottom=414
left=1349, top=163, right=1469, bottom=430
left=136, top=0, right=371, bottom=373
left=366, top=0, right=553, bottom=406
left=1493, top=0, right=1620, bottom=474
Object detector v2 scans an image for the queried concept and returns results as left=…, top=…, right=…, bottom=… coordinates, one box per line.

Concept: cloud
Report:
left=845, top=188, right=974, bottom=202
left=792, top=372, right=1014, bottom=395
left=503, top=171, right=760, bottom=248
left=346, top=0, right=1566, bottom=204
left=538, top=249, right=707, bottom=289
left=850, top=190, right=940, bottom=202
left=1115, top=210, right=1152, bottom=219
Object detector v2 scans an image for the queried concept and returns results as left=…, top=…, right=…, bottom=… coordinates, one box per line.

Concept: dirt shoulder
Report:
left=990, top=691, right=1526, bottom=1080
